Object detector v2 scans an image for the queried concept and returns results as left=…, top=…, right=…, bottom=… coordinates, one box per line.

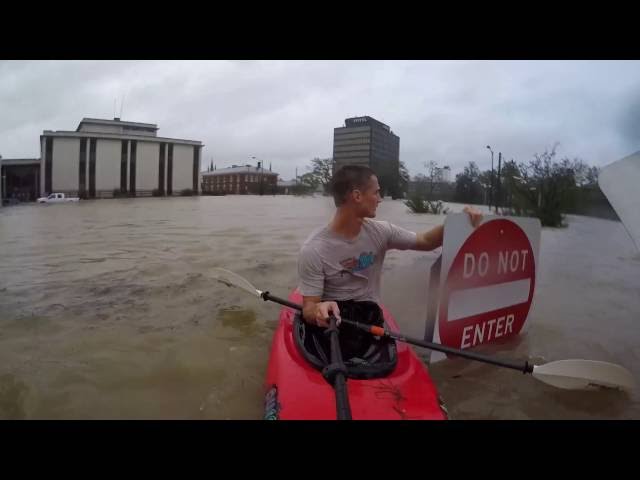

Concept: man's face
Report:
left=353, top=175, right=382, bottom=218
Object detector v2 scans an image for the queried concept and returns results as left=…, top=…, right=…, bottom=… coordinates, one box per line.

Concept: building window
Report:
left=158, top=143, right=166, bottom=195
left=193, top=146, right=200, bottom=193
left=167, top=143, right=173, bottom=196
left=129, top=140, right=137, bottom=196
left=45, top=137, right=53, bottom=194
left=79, top=138, right=87, bottom=196
left=89, top=138, right=97, bottom=198
left=120, top=140, right=128, bottom=193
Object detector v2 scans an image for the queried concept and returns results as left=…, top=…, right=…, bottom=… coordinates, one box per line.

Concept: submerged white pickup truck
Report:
left=37, top=193, right=80, bottom=204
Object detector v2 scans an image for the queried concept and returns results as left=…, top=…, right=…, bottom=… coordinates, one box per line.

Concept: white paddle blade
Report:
left=211, top=268, right=262, bottom=298
left=599, top=152, right=640, bottom=253
left=532, top=360, right=636, bottom=392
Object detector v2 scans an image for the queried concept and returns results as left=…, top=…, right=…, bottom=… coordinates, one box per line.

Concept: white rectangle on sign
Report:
left=447, top=278, right=531, bottom=322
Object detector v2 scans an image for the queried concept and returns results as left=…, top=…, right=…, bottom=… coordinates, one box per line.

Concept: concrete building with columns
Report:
left=40, top=117, right=203, bottom=198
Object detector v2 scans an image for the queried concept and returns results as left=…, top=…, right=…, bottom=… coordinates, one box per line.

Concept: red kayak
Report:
left=264, top=289, right=448, bottom=420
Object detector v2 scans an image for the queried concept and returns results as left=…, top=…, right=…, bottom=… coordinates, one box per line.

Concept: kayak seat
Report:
left=293, top=300, right=398, bottom=380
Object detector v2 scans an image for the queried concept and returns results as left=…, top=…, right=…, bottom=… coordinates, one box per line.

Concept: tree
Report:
left=299, top=172, right=320, bottom=190
left=423, top=161, right=443, bottom=199
left=564, top=158, right=597, bottom=188
left=387, top=161, right=410, bottom=199
left=571, top=158, right=589, bottom=187
left=454, top=161, right=483, bottom=204
left=498, top=160, right=521, bottom=209
left=411, top=161, right=444, bottom=199
left=510, top=145, right=581, bottom=226
left=585, top=165, right=600, bottom=186
left=477, top=169, right=492, bottom=205
left=307, top=157, right=334, bottom=194
left=399, top=161, right=410, bottom=196
left=287, top=172, right=321, bottom=196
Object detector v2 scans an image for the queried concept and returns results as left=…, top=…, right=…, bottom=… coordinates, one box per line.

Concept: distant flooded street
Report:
left=1, top=196, right=638, bottom=419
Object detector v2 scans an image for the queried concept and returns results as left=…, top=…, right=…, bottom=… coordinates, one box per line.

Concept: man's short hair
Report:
left=330, top=165, right=376, bottom=207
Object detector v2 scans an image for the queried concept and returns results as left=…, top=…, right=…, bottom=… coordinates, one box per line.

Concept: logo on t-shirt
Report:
left=339, top=251, right=376, bottom=273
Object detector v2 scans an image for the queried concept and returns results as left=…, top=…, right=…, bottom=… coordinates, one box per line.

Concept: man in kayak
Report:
left=298, top=165, right=483, bottom=335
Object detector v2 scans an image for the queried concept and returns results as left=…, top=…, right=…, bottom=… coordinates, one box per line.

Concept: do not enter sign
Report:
left=432, top=215, right=541, bottom=356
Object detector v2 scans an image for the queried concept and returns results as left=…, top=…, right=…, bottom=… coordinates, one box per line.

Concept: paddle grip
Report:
left=262, top=292, right=303, bottom=312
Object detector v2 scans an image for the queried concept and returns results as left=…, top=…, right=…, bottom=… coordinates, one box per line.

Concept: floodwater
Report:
left=1, top=196, right=638, bottom=419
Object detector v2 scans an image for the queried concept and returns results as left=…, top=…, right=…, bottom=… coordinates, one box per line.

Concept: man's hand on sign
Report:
left=416, top=205, right=484, bottom=251
left=463, top=205, right=483, bottom=228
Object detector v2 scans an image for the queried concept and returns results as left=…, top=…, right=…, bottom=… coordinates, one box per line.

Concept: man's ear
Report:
left=352, top=189, right=362, bottom=202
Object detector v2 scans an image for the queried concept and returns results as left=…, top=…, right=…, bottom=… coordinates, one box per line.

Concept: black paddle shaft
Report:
left=261, top=292, right=533, bottom=374
left=262, top=291, right=352, bottom=420
left=340, top=318, right=534, bottom=374
left=324, top=317, right=352, bottom=420
left=262, top=292, right=302, bottom=312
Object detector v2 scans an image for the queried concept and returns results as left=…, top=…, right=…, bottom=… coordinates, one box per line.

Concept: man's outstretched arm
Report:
left=414, top=205, right=483, bottom=251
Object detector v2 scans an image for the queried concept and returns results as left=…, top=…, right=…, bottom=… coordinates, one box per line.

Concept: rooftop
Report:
left=343, top=116, right=392, bottom=132
left=202, top=165, right=278, bottom=176
left=0, top=158, right=41, bottom=166
left=76, top=117, right=158, bottom=131
left=42, top=130, right=202, bottom=146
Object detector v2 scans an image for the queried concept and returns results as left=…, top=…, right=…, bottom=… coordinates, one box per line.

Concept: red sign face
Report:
left=438, top=219, right=535, bottom=350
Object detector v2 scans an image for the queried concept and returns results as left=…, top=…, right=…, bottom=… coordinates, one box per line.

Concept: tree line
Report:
left=295, top=146, right=615, bottom=227
left=294, top=157, right=410, bottom=199
left=411, top=144, right=613, bottom=226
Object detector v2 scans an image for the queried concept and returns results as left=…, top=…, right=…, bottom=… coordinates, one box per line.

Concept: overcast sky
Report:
left=1, top=60, right=639, bottom=180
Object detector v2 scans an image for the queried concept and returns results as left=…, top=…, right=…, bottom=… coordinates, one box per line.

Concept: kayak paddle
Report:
left=211, top=268, right=635, bottom=393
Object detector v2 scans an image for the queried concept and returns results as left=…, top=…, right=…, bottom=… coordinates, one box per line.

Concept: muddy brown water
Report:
left=1, top=196, right=638, bottom=419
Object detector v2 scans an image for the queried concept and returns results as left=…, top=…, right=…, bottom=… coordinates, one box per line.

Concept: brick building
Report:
left=201, top=164, right=278, bottom=194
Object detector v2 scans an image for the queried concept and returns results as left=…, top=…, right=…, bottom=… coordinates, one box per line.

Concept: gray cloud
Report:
left=1, top=60, right=639, bottom=180
left=618, top=88, right=640, bottom=148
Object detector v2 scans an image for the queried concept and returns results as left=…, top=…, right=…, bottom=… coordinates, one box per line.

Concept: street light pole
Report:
left=259, top=159, right=265, bottom=196
left=255, top=159, right=263, bottom=196
left=496, top=152, right=502, bottom=214
left=486, top=145, right=494, bottom=209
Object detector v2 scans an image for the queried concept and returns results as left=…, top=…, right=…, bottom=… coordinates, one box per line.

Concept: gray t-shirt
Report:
left=297, top=219, right=418, bottom=303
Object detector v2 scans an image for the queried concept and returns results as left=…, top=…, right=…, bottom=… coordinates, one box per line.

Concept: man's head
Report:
left=330, top=165, right=382, bottom=217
